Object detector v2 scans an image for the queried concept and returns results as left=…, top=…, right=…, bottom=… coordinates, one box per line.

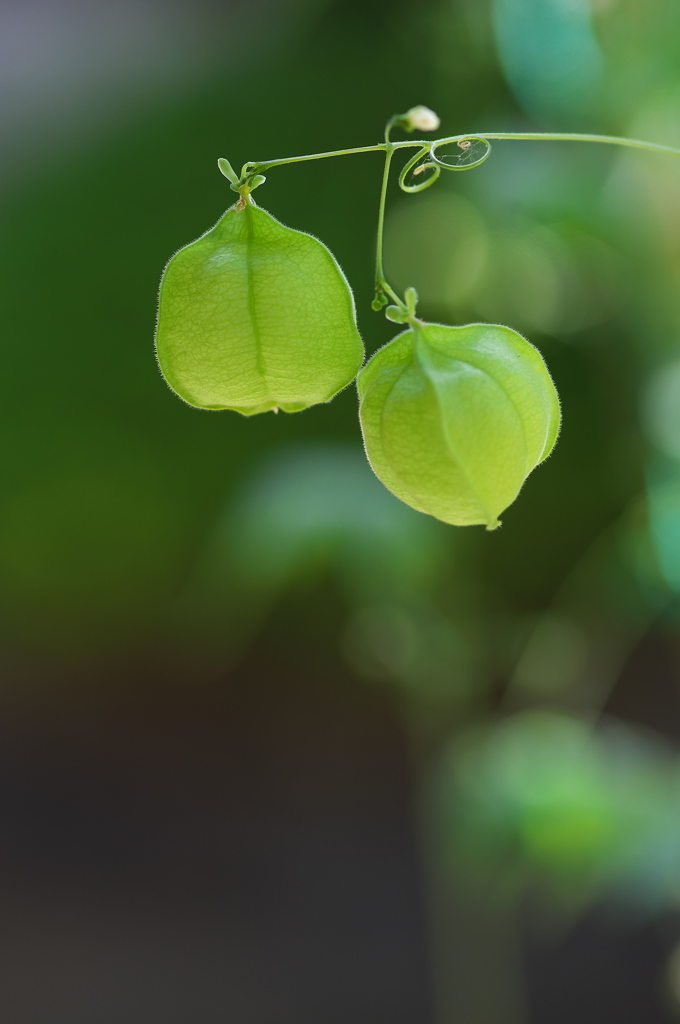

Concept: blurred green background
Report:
left=3, top=0, right=680, bottom=1020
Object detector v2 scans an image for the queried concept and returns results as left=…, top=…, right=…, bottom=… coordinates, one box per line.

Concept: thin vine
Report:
left=224, top=107, right=680, bottom=320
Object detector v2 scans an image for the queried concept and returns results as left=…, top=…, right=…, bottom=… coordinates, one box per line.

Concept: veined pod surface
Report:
left=156, top=201, right=364, bottom=415
left=357, top=322, right=560, bottom=529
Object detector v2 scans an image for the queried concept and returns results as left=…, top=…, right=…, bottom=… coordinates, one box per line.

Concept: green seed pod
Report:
left=357, top=321, right=560, bottom=529
left=156, top=201, right=364, bottom=415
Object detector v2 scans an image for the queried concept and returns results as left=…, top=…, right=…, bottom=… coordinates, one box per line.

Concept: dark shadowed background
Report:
left=3, top=0, right=680, bottom=1020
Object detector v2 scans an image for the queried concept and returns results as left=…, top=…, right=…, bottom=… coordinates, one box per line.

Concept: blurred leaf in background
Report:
left=442, top=710, right=680, bottom=911
left=492, top=0, right=605, bottom=124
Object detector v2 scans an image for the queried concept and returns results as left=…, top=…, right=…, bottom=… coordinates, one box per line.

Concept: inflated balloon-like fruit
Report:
left=357, top=321, right=560, bottom=529
left=155, top=200, right=364, bottom=415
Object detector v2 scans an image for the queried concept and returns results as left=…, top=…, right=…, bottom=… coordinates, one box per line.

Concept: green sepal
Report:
left=217, top=157, right=239, bottom=183
left=404, top=286, right=419, bottom=315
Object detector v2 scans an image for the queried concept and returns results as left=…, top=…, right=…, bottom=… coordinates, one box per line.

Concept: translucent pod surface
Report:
left=357, top=322, right=560, bottom=529
left=156, top=201, right=364, bottom=415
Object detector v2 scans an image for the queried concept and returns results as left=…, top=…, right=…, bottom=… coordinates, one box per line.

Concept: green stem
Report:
left=455, top=131, right=680, bottom=158
left=374, top=142, right=402, bottom=306
left=246, top=130, right=680, bottom=175
left=245, top=143, right=385, bottom=175
left=239, top=128, right=680, bottom=312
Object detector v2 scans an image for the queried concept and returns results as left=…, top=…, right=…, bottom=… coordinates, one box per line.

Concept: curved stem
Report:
left=440, top=131, right=680, bottom=158
left=375, top=142, right=402, bottom=305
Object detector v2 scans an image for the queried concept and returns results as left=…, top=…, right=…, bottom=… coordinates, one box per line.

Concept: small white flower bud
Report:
left=404, top=106, right=440, bottom=132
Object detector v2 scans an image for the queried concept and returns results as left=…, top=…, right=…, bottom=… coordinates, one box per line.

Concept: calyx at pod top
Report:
left=356, top=318, right=561, bottom=529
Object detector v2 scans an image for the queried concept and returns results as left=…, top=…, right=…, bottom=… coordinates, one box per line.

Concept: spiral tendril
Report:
left=398, top=147, right=441, bottom=193
left=398, top=135, right=492, bottom=194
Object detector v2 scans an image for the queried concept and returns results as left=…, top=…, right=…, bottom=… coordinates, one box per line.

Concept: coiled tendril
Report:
left=398, top=147, right=440, bottom=193
left=398, top=135, right=492, bottom=193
